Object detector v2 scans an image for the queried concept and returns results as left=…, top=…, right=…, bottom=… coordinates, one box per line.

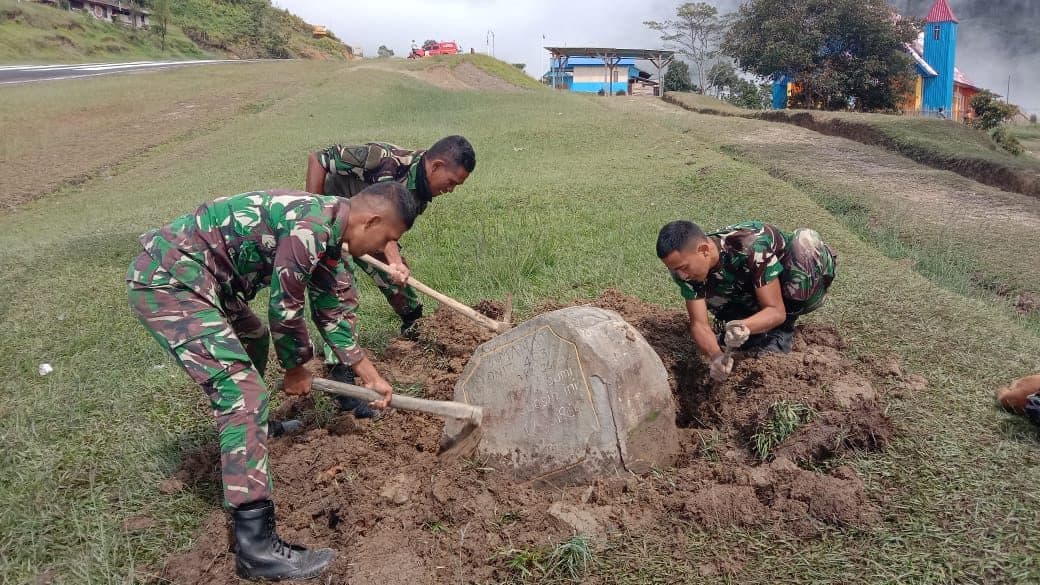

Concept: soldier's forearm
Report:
left=692, top=323, right=722, bottom=358
left=383, top=241, right=404, bottom=265
left=742, top=306, right=786, bottom=334
left=306, top=153, right=326, bottom=194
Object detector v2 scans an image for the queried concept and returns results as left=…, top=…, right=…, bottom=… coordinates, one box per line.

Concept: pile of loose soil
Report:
left=154, top=290, right=924, bottom=584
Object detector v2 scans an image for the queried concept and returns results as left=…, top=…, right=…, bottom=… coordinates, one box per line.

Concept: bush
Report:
left=971, top=90, right=1017, bottom=131
left=989, top=127, right=1023, bottom=156
left=615, top=89, right=627, bottom=96
left=1031, top=114, right=1038, bottom=124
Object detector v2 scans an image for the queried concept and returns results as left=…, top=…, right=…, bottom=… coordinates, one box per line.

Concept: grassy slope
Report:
left=667, top=91, right=1040, bottom=195
left=171, top=0, right=352, bottom=60
left=1, top=63, right=1039, bottom=583
left=0, top=0, right=352, bottom=63
left=391, top=53, right=546, bottom=90
left=1012, top=123, right=1040, bottom=158
left=0, top=0, right=207, bottom=62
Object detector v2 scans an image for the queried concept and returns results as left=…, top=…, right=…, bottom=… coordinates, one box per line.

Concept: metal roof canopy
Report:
left=544, top=47, right=674, bottom=97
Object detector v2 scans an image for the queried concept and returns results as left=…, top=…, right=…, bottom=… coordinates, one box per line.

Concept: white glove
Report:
left=709, top=353, right=734, bottom=382
left=724, top=321, right=750, bottom=349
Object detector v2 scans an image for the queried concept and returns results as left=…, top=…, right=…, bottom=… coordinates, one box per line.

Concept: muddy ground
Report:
left=153, top=290, right=925, bottom=583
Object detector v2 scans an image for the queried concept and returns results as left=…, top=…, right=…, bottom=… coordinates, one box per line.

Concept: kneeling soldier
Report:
left=656, top=220, right=837, bottom=382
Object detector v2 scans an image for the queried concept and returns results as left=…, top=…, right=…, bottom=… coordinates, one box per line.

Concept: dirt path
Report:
left=352, top=61, right=520, bottom=92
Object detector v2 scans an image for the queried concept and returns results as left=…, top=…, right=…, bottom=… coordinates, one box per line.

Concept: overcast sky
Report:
left=274, top=0, right=1037, bottom=114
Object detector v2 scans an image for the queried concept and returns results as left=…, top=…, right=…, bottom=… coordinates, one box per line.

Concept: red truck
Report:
left=408, top=41, right=461, bottom=58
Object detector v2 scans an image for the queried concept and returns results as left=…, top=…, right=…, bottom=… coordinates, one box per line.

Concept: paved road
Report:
left=0, top=59, right=255, bottom=85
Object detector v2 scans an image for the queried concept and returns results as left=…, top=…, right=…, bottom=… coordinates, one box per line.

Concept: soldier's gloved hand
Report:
left=388, top=262, right=410, bottom=286
left=724, top=321, right=751, bottom=349
left=709, top=352, right=734, bottom=382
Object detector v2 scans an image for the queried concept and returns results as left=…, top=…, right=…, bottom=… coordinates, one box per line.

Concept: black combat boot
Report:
left=399, top=304, right=424, bottom=339
left=267, top=419, right=302, bottom=437
left=328, top=363, right=378, bottom=419
left=231, top=500, right=335, bottom=581
left=1025, top=393, right=1040, bottom=427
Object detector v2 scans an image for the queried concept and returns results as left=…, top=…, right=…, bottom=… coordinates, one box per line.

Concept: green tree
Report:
left=723, top=0, right=918, bottom=112
left=422, top=39, right=438, bottom=51
left=970, top=90, right=1017, bottom=130
left=726, top=78, right=770, bottom=109
left=151, top=0, right=171, bottom=52
left=377, top=45, right=394, bottom=58
left=645, top=2, right=726, bottom=94
left=663, top=60, right=694, bottom=92
left=706, top=61, right=739, bottom=97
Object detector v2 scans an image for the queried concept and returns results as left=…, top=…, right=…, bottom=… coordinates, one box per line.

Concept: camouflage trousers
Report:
left=127, top=257, right=272, bottom=509
left=779, top=228, right=837, bottom=317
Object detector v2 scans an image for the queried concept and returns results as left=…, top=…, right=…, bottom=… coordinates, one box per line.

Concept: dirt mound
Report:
left=156, top=290, right=919, bottom=584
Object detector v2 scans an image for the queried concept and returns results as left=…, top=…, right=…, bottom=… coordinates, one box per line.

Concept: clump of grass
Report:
left=545, top=535, right=595, bottom=581
left=498, top=546, right=546, bottom=580
left=699, top=430, right=723, bottom=462
left=751, top=401, right=814, bottom=461
left=421, top=519, right=448, bottom=533
left=394, top=382, right=424, bottom=397
left=496, top=509, right=524, bottom=526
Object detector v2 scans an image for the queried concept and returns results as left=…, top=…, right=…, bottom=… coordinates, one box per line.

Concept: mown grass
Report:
left=667, top=91, right=1040, bottom=197
left=719, top=132, right=1040, bottom=329
left=1, top=59, right=1040, bottom=584
left=665, top=90, right=750, bottom=115
left=0, top=0, right=206, bottom=62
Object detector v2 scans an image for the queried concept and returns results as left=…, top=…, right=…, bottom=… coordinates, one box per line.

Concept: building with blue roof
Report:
left=542, top=56, right=656, bottom=95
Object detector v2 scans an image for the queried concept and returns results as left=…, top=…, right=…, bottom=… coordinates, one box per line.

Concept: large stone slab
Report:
left=445, top=306, right=679, bottom=484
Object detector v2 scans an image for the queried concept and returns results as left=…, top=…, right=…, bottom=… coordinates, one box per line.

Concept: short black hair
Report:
left=357, top=181, right=421, bottom=229
left=656, top=220, right=707, bottom=259
left=427, top=135, right=476, bottom=173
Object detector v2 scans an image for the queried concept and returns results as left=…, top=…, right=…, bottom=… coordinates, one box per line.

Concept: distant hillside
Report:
left=171, top=0, right=353, bottom=60
left=0, top=0, right=353, bottom=63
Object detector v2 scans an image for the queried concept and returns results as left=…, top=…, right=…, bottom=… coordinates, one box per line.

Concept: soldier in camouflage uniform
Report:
left=305, top=136, right=476, bottom=416
left=127, top=183, right=419, bottom=581
left=656, top=220, right=837, bottom=381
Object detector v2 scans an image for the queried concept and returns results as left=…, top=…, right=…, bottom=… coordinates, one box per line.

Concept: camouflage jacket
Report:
left=128, top=190, right=364, bottom=368
left=672, top=221, right=792, bottom=322
left=317, top=142, right=433, bottom=205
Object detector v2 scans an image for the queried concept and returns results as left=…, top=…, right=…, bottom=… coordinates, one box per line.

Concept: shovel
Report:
left=310, top=376, right=483, bottom=460
left=356, top=253, right=513, bottom=334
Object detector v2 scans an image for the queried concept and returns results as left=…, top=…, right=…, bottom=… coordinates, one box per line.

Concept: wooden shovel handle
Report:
left=312, top=377, right=482, bottom=423
left=357, top=253, right=510, bottom=334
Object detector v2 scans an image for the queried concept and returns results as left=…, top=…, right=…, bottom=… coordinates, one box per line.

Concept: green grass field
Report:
left=667, top=91, right=1040, bottom=197
left=2, top=59, right=1040, bottom=584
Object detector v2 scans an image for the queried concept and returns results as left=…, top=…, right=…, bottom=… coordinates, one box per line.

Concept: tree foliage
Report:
left=664, top=60, right=694, bottom=92
left=645, top=2, right=725, bottom=94
left=377, top=44, right=394, bottom=58
left=422, top=39, right=437, bottom=51
left=723, top=0, right=918, bottom=111
left=151, top=0, right=171, bottom=51
left=970, top=90, right=1017, bottom=130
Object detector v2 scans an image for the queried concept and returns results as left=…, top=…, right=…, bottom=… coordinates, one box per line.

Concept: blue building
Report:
left=543, top=57, right=655, bottom=95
